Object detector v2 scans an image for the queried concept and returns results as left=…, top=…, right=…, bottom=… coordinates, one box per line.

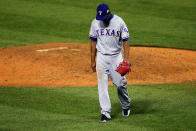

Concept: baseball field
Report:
left=0, top=0, right=196, bottom=130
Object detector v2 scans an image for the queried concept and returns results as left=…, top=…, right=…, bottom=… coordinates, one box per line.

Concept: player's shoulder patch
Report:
left=123, top=28, right=129, bottom=33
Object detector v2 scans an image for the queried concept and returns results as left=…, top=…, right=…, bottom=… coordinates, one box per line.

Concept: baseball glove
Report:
left=116, top=60, right=131, bottom=76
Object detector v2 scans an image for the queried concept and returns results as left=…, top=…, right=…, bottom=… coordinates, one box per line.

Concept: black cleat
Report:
left=99, top=114, right=111, bottom=123
left=122, top=108, right=130, bottom=117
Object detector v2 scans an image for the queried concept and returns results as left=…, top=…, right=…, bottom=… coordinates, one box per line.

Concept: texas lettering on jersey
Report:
left=89, top=14, right=129, bottom=55
left=96, top=28, right=120, bottom=37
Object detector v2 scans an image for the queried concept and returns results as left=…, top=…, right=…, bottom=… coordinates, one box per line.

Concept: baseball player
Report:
left=89, top=3, right=131, bottom=123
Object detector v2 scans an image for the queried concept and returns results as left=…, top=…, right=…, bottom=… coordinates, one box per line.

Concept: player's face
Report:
left=103, top=14, right=110, bottom=22
left=102, top=13, right=111, bottom=27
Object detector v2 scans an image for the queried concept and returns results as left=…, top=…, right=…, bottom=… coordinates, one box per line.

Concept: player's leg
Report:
left=96, top=52, right=111, bottom=121
left=109, top=53, right=131, bottom=113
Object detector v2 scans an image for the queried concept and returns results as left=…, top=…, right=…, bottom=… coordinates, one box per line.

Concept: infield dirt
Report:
left=0, top=43, right=196, bottom=87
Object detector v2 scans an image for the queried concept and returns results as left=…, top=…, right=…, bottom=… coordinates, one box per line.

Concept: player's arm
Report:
left=89, top=20, right=97, bottom=72
left=121, top=19, right=130, bottom=63
left=90, top=40, right=97, bottom=72
left=123, top=40, right=130, bottom=62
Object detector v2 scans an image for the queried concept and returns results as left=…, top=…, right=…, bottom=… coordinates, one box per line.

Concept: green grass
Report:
left=0, top=83, right=196, bottom=130
left=0, top=0, right=196, bottom=130
left=0, top=0, right=196, bottom=49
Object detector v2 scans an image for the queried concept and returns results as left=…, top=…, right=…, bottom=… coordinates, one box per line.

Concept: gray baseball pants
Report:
left=96, top=52, right=131, bottom=115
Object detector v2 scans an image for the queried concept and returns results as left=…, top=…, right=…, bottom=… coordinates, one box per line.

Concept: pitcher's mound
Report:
left=0, top=43, right=196, bottom=87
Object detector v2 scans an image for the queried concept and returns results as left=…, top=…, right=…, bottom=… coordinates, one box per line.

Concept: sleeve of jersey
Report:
left=121, top=20, right=130, bottom=41
left=89, top=20, right=97, bottom=41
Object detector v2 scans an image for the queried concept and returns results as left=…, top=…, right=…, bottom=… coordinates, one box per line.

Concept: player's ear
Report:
left=107, top=12, right=111, bottom=19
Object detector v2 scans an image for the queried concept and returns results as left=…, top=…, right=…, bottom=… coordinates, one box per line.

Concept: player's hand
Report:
left=116, top=60, right=131, bottom=76
left=124, top=59, right=131, bottom=64
left=91, top=62, right=96, bottom=72
left=124, top=59, right=131, bottom=72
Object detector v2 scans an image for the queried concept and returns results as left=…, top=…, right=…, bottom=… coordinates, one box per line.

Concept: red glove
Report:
left=116, top=60, right=131, bottom=76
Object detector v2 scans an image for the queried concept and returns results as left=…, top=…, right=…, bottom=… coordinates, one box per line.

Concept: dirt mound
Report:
left=0, top=43, right=195, bottom=87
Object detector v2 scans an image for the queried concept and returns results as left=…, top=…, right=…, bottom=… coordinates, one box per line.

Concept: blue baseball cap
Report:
left=96, top=3, right=110, bottom=20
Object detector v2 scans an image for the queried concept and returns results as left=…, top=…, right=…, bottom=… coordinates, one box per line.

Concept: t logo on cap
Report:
left=99, top=11, right=103, bottom=16
left=96, top=3, right=110, bottom=20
